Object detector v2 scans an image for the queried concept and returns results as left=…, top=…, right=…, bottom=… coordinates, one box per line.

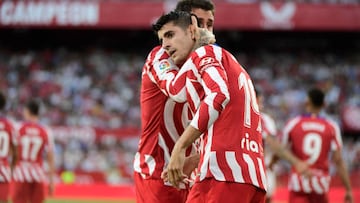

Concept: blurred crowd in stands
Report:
left=0, top=45, right=359, bottom=184
left=101, top=0, right=360, bottom=4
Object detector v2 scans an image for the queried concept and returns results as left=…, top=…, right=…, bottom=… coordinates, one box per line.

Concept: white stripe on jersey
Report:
left=195, top=46, right=207, bottom=58
left=320, top=176, right=330, bottom=192
left=328, top=119, right=343, bottom=150
left=163, top=99, right=180, bottom=143
left=158, top=133, right=171, bottom=169
left=22, top=165, right=32, bottom=182
left=144, top=154, right=155, bottom=176
left=199, top=126, right=213, bottom=181
left=225, top=151, right=245, bottom=182
left=243, top=153, right=259, bottom=188
left=133, top=152, right=141, bottom=173
left=282, top=117, right=301, bottom=146
left=209, top=151, right=225, bottom=181
left=204, top=66, right=229, bottom=104
left=213, top=45, right=223, bottom=64
left=312, top=177, right=323, bottom=194
left=290, top=173, right=301, bottom=192
left=257, top=157, right=267, bottom=191
left=191, top=113, right=200, bottom=132
left=30, top=167, right=40, bottom=182
left=301, top=176, right=311, bottom=193
left=0, top=165, right=11, bottom=182
left=13, top=167, right=23, bottom=182
left=181, top=103, right=191, bottom=127
left=187, top=80, right=201, bottom=110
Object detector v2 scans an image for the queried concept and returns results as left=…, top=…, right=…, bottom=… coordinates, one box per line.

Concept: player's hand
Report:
left=294, top=160, right=312, bottom=178
left=161, top=169, right=190, bottom=185
left=166, top=145, right=187, bottom=189
left=191, top=15, right=215, bottom=49
left=344, top=190, right=353, bottom=203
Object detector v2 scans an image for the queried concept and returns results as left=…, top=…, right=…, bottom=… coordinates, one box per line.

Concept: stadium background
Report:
left=0, top=0, right=359, bottom=202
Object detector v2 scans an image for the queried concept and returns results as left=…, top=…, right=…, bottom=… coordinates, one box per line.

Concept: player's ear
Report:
left=189, top=15, right=199, bottom=41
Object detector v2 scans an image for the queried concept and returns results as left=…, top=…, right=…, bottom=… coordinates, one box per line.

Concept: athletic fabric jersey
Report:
left=0, top=116, right=15, bottom=183
left=160, top=44, right=267, bottom=191
left=261, top=113, right=278, bottom=197
left=261, top=112, right=277, bottom=166
left=13, top=121, right=54, bottom=183
left=134, top=45, right=193, bottom=182
left=282, top=114, right=342, bottom=194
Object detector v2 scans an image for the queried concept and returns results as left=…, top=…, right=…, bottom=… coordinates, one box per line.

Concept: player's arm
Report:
left=47, top=149, right=55, bottom=195
left=145, top=47, right=187, bottom=102
left=189, top=52, right=230, bottom=133
left=279, top=117, right=311, bottom=175
left=166, top=125, right=202, bottom=188
left=46, top=129, right=56, bottom=196
left=265, top=135, right=309, bottom=175
left=332, top=149, right=353, bottom=203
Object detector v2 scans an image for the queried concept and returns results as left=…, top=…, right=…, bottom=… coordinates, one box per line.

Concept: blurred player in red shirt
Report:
left=11, top=99, right=55, bottom=203
left=0, top=92, right=16, bottom=203
left=133, top=1, right=215, bottom=203
left=282, top=88, right=353, bottom=203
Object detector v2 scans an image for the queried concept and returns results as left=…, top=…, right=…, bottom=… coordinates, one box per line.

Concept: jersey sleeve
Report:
left=328, top=119, right=343, bottom=151
left=188, top=46, right=230, bottom=133
left=261, top=113, right=277, bottom=139
left=145, top=46, right=187, bottom=102
left=44, top=126, right=55, bottom=152
left=281, top=117, right=300, bottom=146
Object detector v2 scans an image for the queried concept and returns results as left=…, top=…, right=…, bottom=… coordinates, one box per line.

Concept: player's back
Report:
left=12, top=121, right=51, bottom=183
left=283, top=115, right=342, bottom=194
left=284, top=115, right=341, bottom=172
left=16, top=121, right=50, bottom=165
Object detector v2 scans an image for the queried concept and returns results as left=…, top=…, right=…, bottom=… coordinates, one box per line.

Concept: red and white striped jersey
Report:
left=0, top=116, right=15, bottom=183
left=134, top=45, right=192, bottom=181
left=13, top=121, right=54, bottom=183
left=261, top=113, right=277, bottom=167
left=261, top=113, right=277, bottom=139
left=282, top=114, right=342, bottom=194
left=161, top=45, right=267, bottom=191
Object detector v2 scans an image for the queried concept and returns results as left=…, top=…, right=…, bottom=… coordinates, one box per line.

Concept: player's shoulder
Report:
left=284, top=116, right=302, bottom=128
left=147, top=45, right=170, bottom=61
left=0, top=116, right=12, bottom=126
left=321, top=116, right=340, bottom=130
left=262, top=113, right=276, bottom=126
left=193, top=44, right=222, bottom=56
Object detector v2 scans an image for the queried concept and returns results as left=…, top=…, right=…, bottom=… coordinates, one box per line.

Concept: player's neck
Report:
left=309, top=109, right=321, bottom=118
left=26, top=115, right=39, bottom=123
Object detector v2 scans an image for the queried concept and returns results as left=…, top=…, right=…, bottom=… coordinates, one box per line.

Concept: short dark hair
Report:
left=308, top=88, right=325, bottom=108
left=26, top=99, right=41, bottom=116
left=175, top=0, right=215, bottom=15
left=0, top=92, right=5, bottom=111
left=152, top=11, right=193, bottom=33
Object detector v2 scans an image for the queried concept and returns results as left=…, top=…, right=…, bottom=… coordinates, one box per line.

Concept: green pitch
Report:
left=46, top=198, right=135, bottom=203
